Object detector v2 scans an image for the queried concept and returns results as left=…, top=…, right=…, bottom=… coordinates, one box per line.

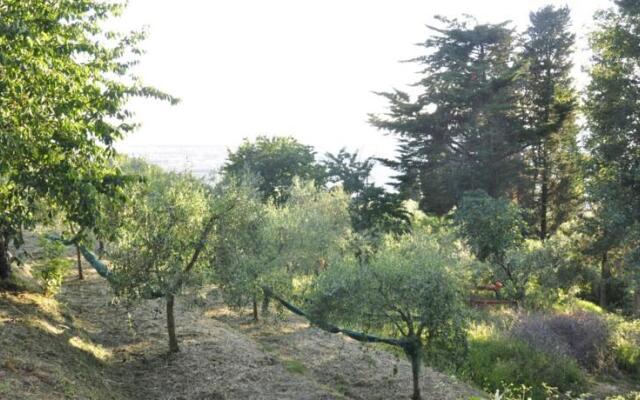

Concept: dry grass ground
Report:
left=0, top=277, right=125, bottom=399
left=1, top=263, right=485, bottom=400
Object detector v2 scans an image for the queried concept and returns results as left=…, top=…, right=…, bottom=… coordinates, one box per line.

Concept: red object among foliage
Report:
left=475, top=280, right=503, bottom=292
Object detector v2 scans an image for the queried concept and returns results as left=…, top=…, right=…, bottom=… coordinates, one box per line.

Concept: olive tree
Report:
left=211, top=178, right=267, bottom=320
left=299, top=233, right=467, bottom=400
left=109, top=166, right=222, bottom=353
left=213, top=179, right=351, bottom=320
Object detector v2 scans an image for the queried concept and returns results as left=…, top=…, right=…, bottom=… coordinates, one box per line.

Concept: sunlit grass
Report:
left=29, top=318, right=66, bottom=335
left=68, top=336, right=111, bottom=361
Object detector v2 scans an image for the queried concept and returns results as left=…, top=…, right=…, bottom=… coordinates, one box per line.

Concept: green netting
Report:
left=77, top=244, right=112, bottom=279
left=46, top=234, right=111, bottom=279
left=265, top=287, right=406, bottom=348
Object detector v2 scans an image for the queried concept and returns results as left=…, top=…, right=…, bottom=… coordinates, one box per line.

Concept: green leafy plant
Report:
left=213, top=178, right=351, bottom=320
left=612, top=320, right=640, bottom=378
left=38, top=259, right=69, bottom=297
left=0, top=0, right=176, bottom=282
left=305, top=232, right=468, bottom=400
left=464, top=323, right=585, bottom=399
left=109, top=167, right=219, bottom=353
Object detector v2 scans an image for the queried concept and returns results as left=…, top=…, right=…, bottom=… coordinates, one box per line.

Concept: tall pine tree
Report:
left=371, top=17, right=528, bottom=214
left=584, top=0, right=640, bottom=312
left=519, top=5, right=580, bottom=239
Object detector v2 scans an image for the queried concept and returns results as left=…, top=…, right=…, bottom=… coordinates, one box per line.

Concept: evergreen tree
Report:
left=584, top=0, right=640, bottom=312
left=371, top=17, right=528, bottom=215
left=323, top=149, right=410, bottom=235
left=371, top=18, right=528, bottom=214
left=519, top=5, right=581, bottom=239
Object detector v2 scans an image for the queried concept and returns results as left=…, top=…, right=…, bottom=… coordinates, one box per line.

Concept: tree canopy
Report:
left=222, top=136, right=325, bottom=205
left=371, top=17, right=527, bottom=214
left=0, top=0, right=175, bottom=281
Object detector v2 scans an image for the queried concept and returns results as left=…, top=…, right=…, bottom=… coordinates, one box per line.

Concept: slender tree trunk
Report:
left=599, top=251, right=609, bottom=309
left=539, top=144, right=549, bottom=240
left=252, top=295, right=259, bottom=322
left=97, top=241, right=104, bottom=259
left=166, top=294, right=179, bottom=353
left=634, top=288, right=640, bottom=318
left=261, top=293, right=271, bottom=317
left=409, top=349, right=422, bottom=400
left=75, top=244, right=83, bottom=280
left=0, top=235, right=11, bottom=281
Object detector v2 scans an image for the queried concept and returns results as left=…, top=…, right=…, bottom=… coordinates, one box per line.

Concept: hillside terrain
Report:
left=0, top=267, right=483, bottom=400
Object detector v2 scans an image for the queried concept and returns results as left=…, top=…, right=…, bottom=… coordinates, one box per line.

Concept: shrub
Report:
left=306, top=232, right=468, bottom=400
left=37, top=259, right=69, bottom=296
left=511, top=311, right=612, bottom=371
left=38, top=234, right=66, bottom=259
left=612, top=320, right=640, bottom=378
left=555, top=298, right=606, bottom=315
left=464, top=324, right=585, bottom=400
left=455, top=190, right=526, bottom=263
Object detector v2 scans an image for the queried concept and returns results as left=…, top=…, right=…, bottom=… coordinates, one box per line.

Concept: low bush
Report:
left=555, top=298, right=606, bottom=315
left=38, top=233, right=66, bottom=259
left=511, top=311, right=612, bottom=371
left=37, top=259, right=69, bottom=296
left=464, top=324, right=585, bottom=400
left=612, top=320, right=640, bottom=378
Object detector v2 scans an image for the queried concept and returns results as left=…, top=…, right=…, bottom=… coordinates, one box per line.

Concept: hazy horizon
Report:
left=113, top=0, right=611, bottom=184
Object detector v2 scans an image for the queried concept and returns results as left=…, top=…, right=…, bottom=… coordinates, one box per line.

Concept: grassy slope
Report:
left=0, top=277, right=125, bottom=399
left=1, top=262, right=484, bottom=400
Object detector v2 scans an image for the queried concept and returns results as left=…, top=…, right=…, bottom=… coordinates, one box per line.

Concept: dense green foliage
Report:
left=108, top=164, right=218, bottom=352
left=371, top=17, right=527, bottom=214
left=519, top=6, right=581, bottom=240
left=455, top=190, right=526, bottom=263
left=613, top=320, right=640, bottom=378
left=4, top=1, right=640, bottom=399
left=323, top=149, right=410, bottom=235
left=465, top=326, right=585, bottom=399
left=584, top=0, right=640, bottom=314
left=0, top=0, right=175, bottom=282
left=307, top=232, right=467, bottom=400
left=214, top=178, right=350, bottom=319
left=223, top=136, right=325, bottom=205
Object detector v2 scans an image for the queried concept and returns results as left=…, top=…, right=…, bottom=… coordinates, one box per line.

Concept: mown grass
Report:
left=0, top=267, right=125, bottom=400
left=282, top=358, right=306, bottom=374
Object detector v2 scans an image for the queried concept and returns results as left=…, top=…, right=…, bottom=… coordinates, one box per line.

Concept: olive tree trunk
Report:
left=252, top=295, right=259, bottom=322
left=261, top=292, right=271, bottom=317
left=403, top=336, right=423, bottom=400
left=410, top=351, right=422, bottom=400
left=166, top=294, right=179, bottom=353
left=75, top=244, right=83, bottom=280
left=0, top=235, right=11, bottom=281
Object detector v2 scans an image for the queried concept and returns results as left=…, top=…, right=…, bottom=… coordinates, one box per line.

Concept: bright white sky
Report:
left=115, top=0, right=610, bottom=162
